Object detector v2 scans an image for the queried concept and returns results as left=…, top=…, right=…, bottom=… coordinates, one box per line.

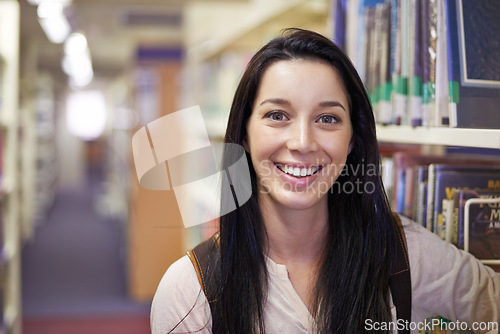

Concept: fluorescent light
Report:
left=64, top=33, right=88, bottom=56
left=66, top=91, right=107, bottom=140
left=28, top=0, right=72, bottom=6
left=38, top=16, right=71, bottom=43
left=69, top=72, right=94, bottom=89
left=37, top=1, right=63, bottom=18
left=37, top=2, right=71, bottom=43
left=62, top=32, right=94, bottom=87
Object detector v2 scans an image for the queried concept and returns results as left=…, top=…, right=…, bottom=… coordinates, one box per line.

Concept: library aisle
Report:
left=21, top=164, right=151, bottom=334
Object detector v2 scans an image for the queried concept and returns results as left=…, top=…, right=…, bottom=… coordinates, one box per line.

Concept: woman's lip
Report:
left=273, top=163, right=321, bottom=188
left=274, top=162, right=322, bottom=169
left=274, top=163, right=323, bottom=178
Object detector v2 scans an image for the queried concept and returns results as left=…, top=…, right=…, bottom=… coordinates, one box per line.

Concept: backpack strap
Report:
left=186, top=233, right=220, bottom=305
left=389, top=213, right=412, bottom=333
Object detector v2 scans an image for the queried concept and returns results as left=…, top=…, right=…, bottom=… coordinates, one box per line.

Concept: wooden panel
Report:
left=128, top=62, right=187, bottom=301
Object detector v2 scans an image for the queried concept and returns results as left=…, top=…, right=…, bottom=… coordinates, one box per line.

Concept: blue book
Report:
left=445, top=0, right=500, bottom=129
left=332, top=0, right=348, bottom=50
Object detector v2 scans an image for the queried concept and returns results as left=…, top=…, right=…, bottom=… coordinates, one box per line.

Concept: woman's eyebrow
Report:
left=319, top=100, right=346, bottom=111
left=259, top=98, right=291, bottom=106
left=259, top=98, right=347, bottom=112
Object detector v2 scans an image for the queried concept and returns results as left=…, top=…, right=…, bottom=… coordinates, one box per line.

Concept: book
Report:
left=451, top=189, right=500, bottom=262
left=451, top=189, right=500, bottom=248
left=391, top=0, right=408, bottom=126
left=364, top=5, right=377, bottom=105
left=378, top=1, right=392, bottom=125
left=391, top=152, right=498, bottom=221
left=420, top=0, right=437, bottom=127
left=444, top=0, right=500, bottom=129
left=427, top=165, right=500, bottom=239
left=434, top=0, right=450, bottom=126
left=414, top=165, right=428, bottom=227
left=332, top=0, right=348, bottom=51
left=360, top=0, right=391, bottom=123
left=353, top=0, right=370, bottom=81
left=409, top=0, right=423, bottom=127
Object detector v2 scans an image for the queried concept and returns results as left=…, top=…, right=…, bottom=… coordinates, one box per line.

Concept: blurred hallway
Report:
left=21, top=165, right=151, bottom=333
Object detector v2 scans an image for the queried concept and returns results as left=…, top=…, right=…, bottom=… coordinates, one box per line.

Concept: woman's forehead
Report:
left=255, top=59, right=350, bottom=108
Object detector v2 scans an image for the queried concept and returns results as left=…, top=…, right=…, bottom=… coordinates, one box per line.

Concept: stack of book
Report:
left=331, top=0, right=500, bottom=129
left=385, top=152, right=500, bottom=267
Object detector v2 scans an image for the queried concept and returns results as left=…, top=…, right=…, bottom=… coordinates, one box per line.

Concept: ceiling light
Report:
left=37, top=1, right=63, bottom=18
left=64, top=33, right=88, bottom=56
left=62, top=32, right=94, bottom=88
left=66, top=91, right=106, bottom=140
left=28, top=0, right=72, bottom=6
left=37, top=1, right=71, bottom=44
left=38, top=15, right=71, bottom=44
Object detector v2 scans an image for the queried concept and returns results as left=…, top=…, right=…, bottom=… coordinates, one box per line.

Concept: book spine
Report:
left=333, top=0, right=348, bottom=50
left=444, top=0, right=459, bottom=128
left=409, top=0, right=423, bottom=127
left=451, top=190, right=460, bottom=246
left=420, top=0, right=437, bottom=127
left=435, top=0, right=450, bottom=127
left=442, top=198, right=454, bottom=241
left=398, top=0, right=410, bottom=125
left=426, top=164, right=436, bottom=232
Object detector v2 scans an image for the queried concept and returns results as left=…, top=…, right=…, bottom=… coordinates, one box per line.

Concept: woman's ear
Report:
left=348, top=139, right=353, bottom=154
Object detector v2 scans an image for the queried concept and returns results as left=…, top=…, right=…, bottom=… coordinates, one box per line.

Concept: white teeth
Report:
left=278, top=164, right=319, bottom=178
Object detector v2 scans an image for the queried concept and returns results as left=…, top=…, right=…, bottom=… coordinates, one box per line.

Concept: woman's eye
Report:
left=317, top=115, right=339, bottom=124
left=265, top=111, right=288, bottom=122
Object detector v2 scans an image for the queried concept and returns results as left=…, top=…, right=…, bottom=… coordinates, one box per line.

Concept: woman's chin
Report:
left=260, top=187, right=328, bottom=212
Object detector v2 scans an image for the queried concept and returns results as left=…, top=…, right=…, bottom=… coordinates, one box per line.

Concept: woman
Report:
left=151, top=29, right=499, bottom=333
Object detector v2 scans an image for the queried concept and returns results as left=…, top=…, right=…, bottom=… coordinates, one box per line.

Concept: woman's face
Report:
left=245, top=59, right=353, bottom=213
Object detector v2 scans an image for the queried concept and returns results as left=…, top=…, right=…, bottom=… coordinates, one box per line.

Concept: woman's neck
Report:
left=259, top=197, right=329, bottom=267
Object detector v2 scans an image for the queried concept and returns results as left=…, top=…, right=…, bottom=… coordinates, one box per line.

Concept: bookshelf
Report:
left=19, top=71, right=58, bottom=241
left=33, top=74, right=58, bottom=225
left=0, top=1, right=21, bottom=334
left=377, top=125, right=500, bottom=150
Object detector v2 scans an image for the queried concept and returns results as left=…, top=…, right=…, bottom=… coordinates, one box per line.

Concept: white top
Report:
left=150, top=216, right=500, bottom=333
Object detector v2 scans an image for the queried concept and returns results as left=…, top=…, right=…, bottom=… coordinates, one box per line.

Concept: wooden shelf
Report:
left=377, top=125, right=500, bottom=149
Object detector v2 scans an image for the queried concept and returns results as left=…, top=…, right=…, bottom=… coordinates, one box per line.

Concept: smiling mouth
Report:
left=275, top=163, right=323, bottom=178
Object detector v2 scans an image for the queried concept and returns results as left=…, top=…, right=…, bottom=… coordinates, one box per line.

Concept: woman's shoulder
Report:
left=396, top=214, right=463, bottom=264
left=397, top=214, right=440, bottom=244
left=151, top=255, right=200, bottom=314
left=151, top=255, right=211, bottom=334
left=396, top=214, right=500, bottom=326
left=161, top=255, right=197, bottom=281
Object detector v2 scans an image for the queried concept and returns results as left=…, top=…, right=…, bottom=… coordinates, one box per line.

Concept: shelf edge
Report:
left=376, top=125, right=500, bottom=149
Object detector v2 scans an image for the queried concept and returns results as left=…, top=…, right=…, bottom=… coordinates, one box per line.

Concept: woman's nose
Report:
left=286, top=120, right=318, bottom=153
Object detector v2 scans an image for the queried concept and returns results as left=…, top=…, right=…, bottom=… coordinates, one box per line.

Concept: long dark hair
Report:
left=214, top=28, right=397, bottom=333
